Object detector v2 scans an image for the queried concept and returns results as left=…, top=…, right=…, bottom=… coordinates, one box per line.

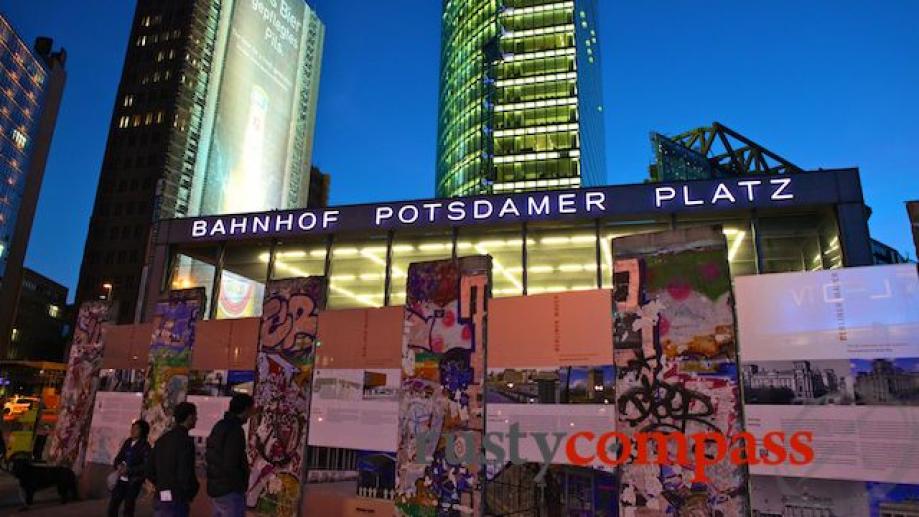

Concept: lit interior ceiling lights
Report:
left=475, top=244, right=521, bottom=291
left=601, top=234, right=619, bottom=274
left=361, top=248, right=405, bottom=279
left=556, top=263, right=585, bottom=273
left=539, top=234, right=595, bottom=246
left=277, top=250, right=306, bottom=258
left=723, top=229, right=746, bottom=262
left=272, top=257, right=378, bottom=307
left=418, top=242, right=450, bottom=251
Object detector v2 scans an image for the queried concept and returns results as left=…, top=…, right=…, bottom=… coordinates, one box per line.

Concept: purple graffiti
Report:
left=260, top=292, right=320, bottom=357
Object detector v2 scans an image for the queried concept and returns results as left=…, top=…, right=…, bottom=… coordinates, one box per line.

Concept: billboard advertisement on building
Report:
left=199, top=0, right=309, bottom=216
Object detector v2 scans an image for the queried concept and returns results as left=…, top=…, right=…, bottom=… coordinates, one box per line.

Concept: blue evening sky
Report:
left=2, top=0, right=917, bottom=300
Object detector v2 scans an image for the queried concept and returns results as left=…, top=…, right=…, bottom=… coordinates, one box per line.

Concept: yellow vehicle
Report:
left=3, top=395, right=40, bottom=420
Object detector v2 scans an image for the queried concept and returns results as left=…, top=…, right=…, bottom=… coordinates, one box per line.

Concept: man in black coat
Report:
left=205, top=393, right=255, bottom=517
left=108, top=419, right=151, bottom=516
left=147, top=402, right=199, bottom=517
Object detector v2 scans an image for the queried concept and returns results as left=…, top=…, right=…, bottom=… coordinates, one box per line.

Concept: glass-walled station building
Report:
left=138, top=168, right=872, bottom=321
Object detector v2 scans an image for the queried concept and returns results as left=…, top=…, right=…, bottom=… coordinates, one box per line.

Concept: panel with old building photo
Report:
left=852, top=358, right=919, bottom=406
left=486, top=366, right=615, bottom=404
left=742, top=359, right=855, bottom=405
left=751, top=476, right=870, bottom=516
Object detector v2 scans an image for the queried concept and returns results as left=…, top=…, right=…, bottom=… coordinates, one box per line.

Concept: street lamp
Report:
left=101, top=282, right=113, bottom=301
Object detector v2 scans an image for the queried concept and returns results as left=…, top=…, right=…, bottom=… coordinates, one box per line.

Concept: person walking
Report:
left=147, top=402, right=199, bottom=517
left=107, top=419, right=151, bottom=517
left=205, top=393, right=255, bottom=517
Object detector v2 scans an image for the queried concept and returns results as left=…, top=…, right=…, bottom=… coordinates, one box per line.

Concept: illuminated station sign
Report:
left=163, top=170, right=860, bottom=243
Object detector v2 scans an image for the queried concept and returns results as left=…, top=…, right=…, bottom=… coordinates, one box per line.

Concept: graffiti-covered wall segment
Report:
left=395, top=256, right=490, bottom=516
left=612, top=226, right=749, bottom=515
left=246, top=277, right=326, bottom=516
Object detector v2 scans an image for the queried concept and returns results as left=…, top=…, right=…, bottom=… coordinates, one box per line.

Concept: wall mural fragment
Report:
left=47, top=301, right=111, bottom=472
left=246, top=277, right=326, bottom=516
left=395, top=256, right=490, bottom=516
left=141, top=288, right=205, bottom=443
left=612, top=226, right=749, bottom=516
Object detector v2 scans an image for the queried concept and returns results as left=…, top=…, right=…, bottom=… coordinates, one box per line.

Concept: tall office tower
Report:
left=76, top=0, right=324, bottom=323
left=435, top=0, right=606, bottom=197
left=0, top=15, right=66, bottom=358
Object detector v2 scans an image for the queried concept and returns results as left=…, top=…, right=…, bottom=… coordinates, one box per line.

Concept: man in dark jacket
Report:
left=147, top=402, right=199, bottom=517
left=206, top=393, right=255, bottom=517
left=108, top=419, right=151, bottom=516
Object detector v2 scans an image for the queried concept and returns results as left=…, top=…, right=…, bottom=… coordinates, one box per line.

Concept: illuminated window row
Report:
left=117, top=111, right=166, bottom=129
left=494, top=122, right=578, bottom=137
left=502, top=1, right=574, bottom=17
left=503, top=23, right=574, bottom=39
left=496, top=71, right=577, bottom=87
left=493, top=148, right=580, bottom=164
left=493, top=177, right=580, bottom=191
left=495, top=96, right=576, bottom=112
left=502, top=47, right=575, bottom=62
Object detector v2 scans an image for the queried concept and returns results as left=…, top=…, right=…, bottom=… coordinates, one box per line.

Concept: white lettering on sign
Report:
left=682, top=185, right=704, bottom=206
left=558, top=193, right=576, bottom=213
left=276, top=214, right=293, bottom=232
left=210, top=219, right=226, bottom=236
left=192, top=220, right=207, bottom=238
left=655, top=187, right=676, bottom=208
left=711, top=183, right=736, bottom=204
left=323, top=210, right=340, bottom=228
left=399, top=205, right=419, bottom=224
left=473, top=200, right=493, bottom=219
left=528, top=195, right=550, bottom=215
left=770, top=178, right=793, bottom=200
left=423, top=203, right=443, bottom=221
left=737, top=180, right=762, bottom=201
left=375, top=206, right=393, bottom=225
left=230, top=217, right=247, bottom=234
left=585, top=192, right=606, bottom=212
left=447, top=201, right=465, bottom=221
left=253, top=216, right=270, bottom=233
left=654, top=180, right=795, bottom=209
left=184, top=182, right=798, bottom=240
left=298, top=212, right=317, bottom=231
left=498, top=198, right=520, bottom=218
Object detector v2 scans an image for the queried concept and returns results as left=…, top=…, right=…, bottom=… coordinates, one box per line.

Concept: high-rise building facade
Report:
left=0, top=15, right=66, bottom=358
left=8, top=268, right=71, bottom=362
left=435, top=0, right=605, bottom=197
left=76, top=0, right=324, bottom=323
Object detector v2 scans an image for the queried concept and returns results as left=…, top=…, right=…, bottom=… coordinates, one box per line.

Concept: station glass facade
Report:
left=166, top=206, right=844, bottom=318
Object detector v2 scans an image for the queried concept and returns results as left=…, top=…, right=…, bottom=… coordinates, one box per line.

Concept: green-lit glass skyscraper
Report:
left=436, top=0, right=605, bottom=197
